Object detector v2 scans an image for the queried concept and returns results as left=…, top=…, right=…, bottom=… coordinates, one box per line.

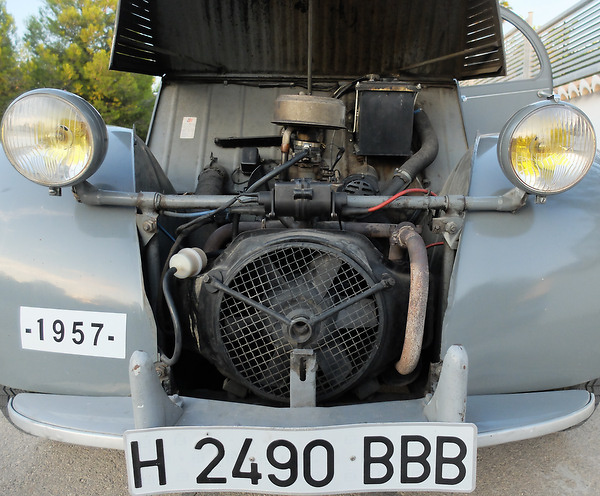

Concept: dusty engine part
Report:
left=273, top=94, right=347, bottom=180
left=193, top=229, right=408, bottom=403
left=273, top=94, right=346, bottom=129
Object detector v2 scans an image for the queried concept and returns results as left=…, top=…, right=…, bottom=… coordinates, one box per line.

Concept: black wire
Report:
left=174, top=195, right=238, bottom=237
left=160, top=267, right=182, bottom=366
left=246, top=149, right=309, bottom=193
left=332, top=76, right=369, bottom=99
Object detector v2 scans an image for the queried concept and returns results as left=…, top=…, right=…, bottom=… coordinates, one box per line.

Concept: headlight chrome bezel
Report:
left=1, top=88, right=108, bottom=188
left=498, top=100, right=596, bottom=196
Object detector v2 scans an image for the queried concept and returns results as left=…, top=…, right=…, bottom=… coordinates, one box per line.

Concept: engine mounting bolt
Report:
left=447, top=222, right=458, bottom=234
left=142, top=219, right=156, bottom=233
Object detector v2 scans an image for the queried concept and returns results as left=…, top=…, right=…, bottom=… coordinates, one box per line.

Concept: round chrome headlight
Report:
left=1, top=89, right=108, bottom=187
left=498, top=101, right=596, bottom=195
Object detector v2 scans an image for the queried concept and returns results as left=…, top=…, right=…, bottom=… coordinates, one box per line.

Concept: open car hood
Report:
left=110, top=0, right=505, bottom=81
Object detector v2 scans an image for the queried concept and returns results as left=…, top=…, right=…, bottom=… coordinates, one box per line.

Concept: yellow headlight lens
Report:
left=1, top=89, right=107, bottom=187
left=498, top=101, right=596, bottom=195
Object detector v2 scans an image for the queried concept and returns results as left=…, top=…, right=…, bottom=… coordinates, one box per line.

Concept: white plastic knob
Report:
left=169, top=248, right=208, bottom=279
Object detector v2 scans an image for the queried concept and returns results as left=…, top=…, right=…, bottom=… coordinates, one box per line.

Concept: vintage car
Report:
left=1, top=0, right=599, bottom=493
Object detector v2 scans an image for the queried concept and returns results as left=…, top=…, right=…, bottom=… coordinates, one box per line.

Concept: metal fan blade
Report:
left=255, top=256, right=297, bottom=310
left=254, top=257, right=288, bottom=295
left=267, top=253, right=342, bottom=311
left=317, top=344, right=353, bottom=389
left=308, top=253, right=343, bottom=300
left=334, top=298, right=378, bottom=329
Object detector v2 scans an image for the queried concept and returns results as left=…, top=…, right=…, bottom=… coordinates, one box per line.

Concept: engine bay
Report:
left=137, top=78, right=471, bottom=407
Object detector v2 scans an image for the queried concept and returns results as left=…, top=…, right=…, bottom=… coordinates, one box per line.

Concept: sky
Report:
left=3, top=0, right=584, bottom=38
left=509, top=0, right=583, bottom=26
left=5, top=0, right=43, bottom=37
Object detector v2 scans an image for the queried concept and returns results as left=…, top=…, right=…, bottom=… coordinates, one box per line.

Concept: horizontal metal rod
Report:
left=73, top=182, right=254, bottom=210
left=73, top=182, right=527, bottom=214
left=342, top=188, right=527, bottom=212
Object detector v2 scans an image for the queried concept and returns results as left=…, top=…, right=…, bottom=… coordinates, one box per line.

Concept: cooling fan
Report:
left=195, top=230, right=402, bottom=403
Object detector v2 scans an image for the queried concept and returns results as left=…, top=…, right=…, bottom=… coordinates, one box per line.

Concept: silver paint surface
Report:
left=0, top=127, right=157, bottom=395
left=443, top=135, right=600, bottom=394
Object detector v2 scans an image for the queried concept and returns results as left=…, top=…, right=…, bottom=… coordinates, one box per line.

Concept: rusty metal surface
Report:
left=392, top=223, right=429, bottom=375
left=111, top=0, right=505, bottom=81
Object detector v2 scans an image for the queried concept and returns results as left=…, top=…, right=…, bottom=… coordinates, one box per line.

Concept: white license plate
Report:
left=124, top=423, right=476, bottom=494
left=20, top=306, right=127, bottom=359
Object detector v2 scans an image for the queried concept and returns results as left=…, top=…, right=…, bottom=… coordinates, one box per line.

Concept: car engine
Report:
left=159, top=81, right=440, bottom=406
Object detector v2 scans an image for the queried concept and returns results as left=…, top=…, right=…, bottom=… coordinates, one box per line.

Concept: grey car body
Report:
left=1, top=0, right=599, bottom=493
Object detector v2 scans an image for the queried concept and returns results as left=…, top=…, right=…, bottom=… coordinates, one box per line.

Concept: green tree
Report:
left=23, top=0, right=154, bottom=137
left=0, top=0, right=24, bottom=116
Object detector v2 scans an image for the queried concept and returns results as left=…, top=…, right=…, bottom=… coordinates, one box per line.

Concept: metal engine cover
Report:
left=194, top=229, right=407, bottom=403
left=272, top=95, right=346, bottom=129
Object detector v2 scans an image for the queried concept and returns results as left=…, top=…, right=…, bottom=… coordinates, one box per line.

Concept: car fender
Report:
left=0, top=127, right=156, bottom=395
left=442, top=134, right=600, bottom=394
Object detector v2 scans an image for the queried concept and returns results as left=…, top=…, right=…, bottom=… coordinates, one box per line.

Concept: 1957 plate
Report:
left=124, top=423, right=476, bottom=494
left=20, top=306, right=127, bottom=359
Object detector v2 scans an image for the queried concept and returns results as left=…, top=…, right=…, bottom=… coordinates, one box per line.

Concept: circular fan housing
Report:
left=195, top=230, right=402, bottom=403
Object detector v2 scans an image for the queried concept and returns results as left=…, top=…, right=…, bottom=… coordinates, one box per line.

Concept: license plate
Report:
left=20, top=306, right=127, bottom=359
left=124, top=423, right=476, bottom=494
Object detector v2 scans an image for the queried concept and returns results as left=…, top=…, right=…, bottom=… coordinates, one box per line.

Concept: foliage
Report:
left=4, top=0, right=155, bottom=138
left=0, top=1, right=24, bottom=116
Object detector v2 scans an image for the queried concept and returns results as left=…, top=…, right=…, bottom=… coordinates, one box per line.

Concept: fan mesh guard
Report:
left=216, top=242, right=383, bottom=402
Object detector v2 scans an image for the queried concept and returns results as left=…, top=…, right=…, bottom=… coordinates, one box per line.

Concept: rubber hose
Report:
left=381, top=110, right=439, bottom=196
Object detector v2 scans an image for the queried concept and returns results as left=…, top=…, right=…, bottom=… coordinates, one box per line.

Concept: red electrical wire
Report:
left=426, top=241, right=445, bottom=249
left=368, top=188, right=437, bottom=213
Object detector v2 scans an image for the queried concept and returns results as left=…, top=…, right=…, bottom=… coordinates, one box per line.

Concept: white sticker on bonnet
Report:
left=180, top=116, right=197, bottom=139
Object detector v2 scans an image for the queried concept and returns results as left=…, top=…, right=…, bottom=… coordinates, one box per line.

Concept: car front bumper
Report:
left=6, top=347, right=595, bottom=450
left=8, top=387, right=595, bottom=450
